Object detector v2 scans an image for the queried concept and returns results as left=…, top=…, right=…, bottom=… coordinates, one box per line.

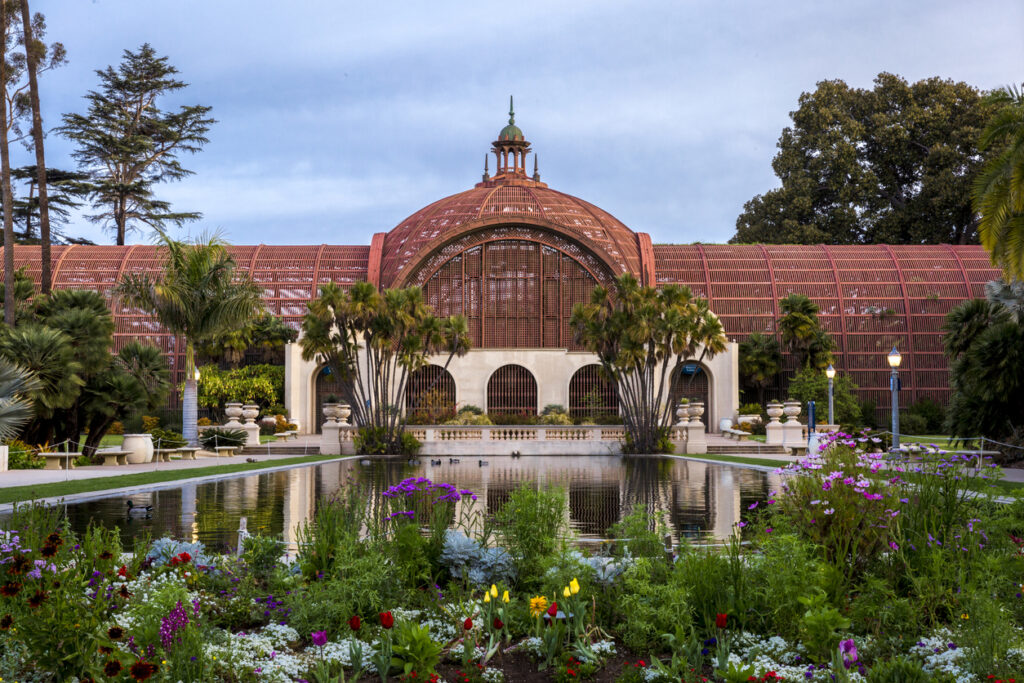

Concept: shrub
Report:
left=354, top=426, right=421, bottom=455
left=899, top=413, right=928, bottom=437
left=540, top=411, right=573, bottom=425
left=612, top=557, right=691, bottom=653
left=444, top=411, right=493, bottom=426
left=488, top=411, right=539, bottom=425
left=242, top=534, right=285, bottom=581
left=865, top=657, right=933, bottom=683
left=738, top=402, right=762, bottom=415
left=199, top=428, right=247, bottom=450
left=541, top=404, right=566, bottom=416
left=141, top=415, right=161, bottom=432
left=150, top=427, right=187, bottom=449
left=197, top=416, right=213, bottom=427
left=439, top=530, right=516, bottom=586
left=108, top=420, right=125, bottom=435
left=390, top=620, right=443, bottom=678
left=458, top=404, right=483, bottom=415
left=493, top=483, right=566, bottom=587
left=906, top=397, right=945, bottom=433
left=5, top=439, right=41, bottom=469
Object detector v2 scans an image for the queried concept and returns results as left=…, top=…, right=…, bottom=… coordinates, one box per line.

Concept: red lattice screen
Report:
left=405, top=365, right=456, bottom=414
left=568, top=364, right=619, bottom=418
left=486, top=364, right=538, bottom=415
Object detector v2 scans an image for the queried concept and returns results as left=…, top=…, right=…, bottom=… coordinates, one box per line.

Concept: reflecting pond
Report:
left=29, top=455, right=780, bottom=551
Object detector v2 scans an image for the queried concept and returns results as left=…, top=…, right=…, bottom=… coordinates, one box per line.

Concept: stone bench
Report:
left=154, top=448, right=181, bottom=463
left=722, top=428, right=751, bottom=441
left=177, top=447, right=200, bottom=460
left=277, top=430, right=297, bottom=441
left=214, top=446, right=238, bottom=458
left=41, top=452, right=82, bottom=470
left=98, top=449, right=130, bottom=466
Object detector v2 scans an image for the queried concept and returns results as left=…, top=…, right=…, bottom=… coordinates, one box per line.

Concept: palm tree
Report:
left=738, top=332, right=782, bottom=404
left=0, top=358, right=37, bottom=441
left=974, top=85, right=1024, bottom=279
left=778, top=293, right=832, bottom=368
left=942, top=298, right=1012, bottom=360
left=115, top=231, right=262, bottom=445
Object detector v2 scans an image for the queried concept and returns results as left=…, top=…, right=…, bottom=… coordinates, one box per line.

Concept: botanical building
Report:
left=0, top=108, right=1000, bottom=432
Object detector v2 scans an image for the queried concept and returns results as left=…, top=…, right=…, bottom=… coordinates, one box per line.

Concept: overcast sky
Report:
left=28, top=0, right=1024, bottom=246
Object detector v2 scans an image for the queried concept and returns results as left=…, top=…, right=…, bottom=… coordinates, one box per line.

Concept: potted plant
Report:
left=737, top=403, right=762, bottom=426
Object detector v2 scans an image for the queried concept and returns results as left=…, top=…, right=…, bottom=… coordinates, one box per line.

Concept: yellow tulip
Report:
left=483, top=592, right=490, bottom=603
left=490, top=584, right=498, bottom=598
left=569, top=578, right=580, bottom=595
left=563, top=586, right=571, bottom=598
left=502, top=590, right=510, bottom=603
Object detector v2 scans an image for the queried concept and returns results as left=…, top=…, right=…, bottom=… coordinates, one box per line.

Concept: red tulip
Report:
left=463, top=617, right=473, bottom=631
left=348, top=615, right=361, bottom=631
left=380, top=611, right=394, bottom=629
left=715, top=613, right=728, bottom=629
left=493, top=617, right=504, bottom=630
left=547, top=602, right=558, bottom=617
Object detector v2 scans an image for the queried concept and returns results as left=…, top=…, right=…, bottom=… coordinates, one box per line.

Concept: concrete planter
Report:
left=122, top=433, right=154, bottom=464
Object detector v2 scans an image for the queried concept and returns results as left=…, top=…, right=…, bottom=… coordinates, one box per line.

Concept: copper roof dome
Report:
left=379, top=101, right=644, bottom=287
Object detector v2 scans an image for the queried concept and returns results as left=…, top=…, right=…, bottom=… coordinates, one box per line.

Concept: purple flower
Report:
left=839, top=638, right=857, bottom=662
left=311, top=630, right=328, bottom=647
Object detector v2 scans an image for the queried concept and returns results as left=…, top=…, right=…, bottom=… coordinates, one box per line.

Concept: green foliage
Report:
left=787, top=366, right=862, bottom=426
left=738, top=402, right=762, bottom=415
left=570, top=274, right=727, bottom=454
left=778, top=294, right=834, bottom=370
left=141, top=415, right=161, bottom=432
left=733, top=73, right=995, bottom=246
left=865, top=657, right=932, bottom=683
left=798, top=589, right=850, bottom=663
left=390, top=620, right=443, bottom=677
left=149, top=427, right=187, bottom=449
left=199, top=427, right=247, bottom=449
left=747, top=532, right=826, bottom=638
left=612, top=557, right=691, bottom=652
left=58, top=44, right=215, bottom=245
left=4, top=438, right=41, bottom=469
left=242, top=534, right=284, bottom=581
left=899, top=413, right=928, bottom=436
left=198, top=313, right=297, bottom=368
left=0, top=359, right=37, bottom=441
left=300, top=281, right=470, bottom=454
left=974, top=84, right=1024, bottom=279
left=195, top=364, right=285, bottom=412
left=354, top=426, right=421, bottom=455
left=609, top=509, right=667, bottom=560
left=493, top=483, right=566, bottom=587
left=906, top=397, right=946, bottom=434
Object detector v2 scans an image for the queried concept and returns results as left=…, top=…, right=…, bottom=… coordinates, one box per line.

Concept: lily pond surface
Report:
left=48, top=455, right=779, bottom=551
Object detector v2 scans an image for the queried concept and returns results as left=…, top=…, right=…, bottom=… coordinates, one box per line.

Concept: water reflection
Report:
left=33, top=456, right=779, bottom=551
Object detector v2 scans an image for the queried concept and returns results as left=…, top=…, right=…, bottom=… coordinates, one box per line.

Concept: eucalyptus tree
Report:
left=974, top=85, right=1024, bottom=279
left=300, top=281, right=471, bottom=454
left=115, top=230, right=262, bottom=445
left=570, top=273, right=728, bottom=454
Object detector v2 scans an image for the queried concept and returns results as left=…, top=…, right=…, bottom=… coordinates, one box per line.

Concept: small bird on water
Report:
left=126, top=500, right=152, bottom=517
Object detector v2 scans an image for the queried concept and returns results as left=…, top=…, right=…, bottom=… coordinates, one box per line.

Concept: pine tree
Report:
left=59, top=44, right=214, bottom=245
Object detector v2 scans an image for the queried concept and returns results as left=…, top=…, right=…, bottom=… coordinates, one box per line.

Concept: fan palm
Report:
left=738, top=332, right=782, bottom=405
left=0, top=358, right=38, bottom=441
left=114, top=230, right=262, bottom=444
left=942, top=298, right=1012, bottom=360
left=778, top=293, right=834, bottom=368
left=974, top=85, right=1024, bottom=279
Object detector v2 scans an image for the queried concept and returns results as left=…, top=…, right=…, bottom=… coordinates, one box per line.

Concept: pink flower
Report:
left=311, top=630, right=328, bottom=647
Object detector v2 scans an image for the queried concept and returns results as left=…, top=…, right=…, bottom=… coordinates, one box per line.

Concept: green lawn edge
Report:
left=678, top=453, right=793, bottom=468
left=0, top=454, right=340, bottom=505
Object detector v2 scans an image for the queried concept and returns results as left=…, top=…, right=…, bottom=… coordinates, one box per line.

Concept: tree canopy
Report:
left=732, top=73, right=995, bottom=245
left=59, top=44, right=214, bottom=245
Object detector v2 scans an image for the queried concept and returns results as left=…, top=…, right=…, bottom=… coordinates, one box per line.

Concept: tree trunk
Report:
left=182, top=340, right=198, bottom=445
left=19, top=0, right=50, bottom=292
left=0, top=2, right=15, bottom=325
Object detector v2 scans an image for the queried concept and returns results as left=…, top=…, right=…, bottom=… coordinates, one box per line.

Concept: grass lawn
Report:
left=0, top=454, right=340, bottom=505
left=679, top=453, right=793, bottom=469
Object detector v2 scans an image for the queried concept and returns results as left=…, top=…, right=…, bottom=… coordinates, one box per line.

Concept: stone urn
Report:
left=689, top=401, right=705, bottom=424
left=122, top=433, right=154, bottom=465
left=783, top=400, right=801, bottom=422
left=224, top=402, right=244, bottom=428
left=766, top=402, right=784, bottom=424
left=322, top=402, right=341, bottom=425
left=675, top=402, right=690, bottom=425
left=337, top=403, right=352, bottom=425
left=242, top=404, right=260, bottom=424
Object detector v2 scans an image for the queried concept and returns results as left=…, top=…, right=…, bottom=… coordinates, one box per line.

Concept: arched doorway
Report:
left=568, top=364, right=619, bottom=419
left=314, top=365, right=345, bottom=433
left=670, top=362, right=712, bottom=428
left=486, top=364, right=537, bottom=417
left=406, top=365, right=457, bottom=423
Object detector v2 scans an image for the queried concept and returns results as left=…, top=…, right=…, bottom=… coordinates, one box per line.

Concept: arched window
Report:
left=406, top=365, right=456, bottom=423
left=568, top=364, right=619, bottom=418
left=486, top=364, right=537, bottom=417
left=670, top=363, right=710, bottom=417
left=314, top=365, right=344, bottom=434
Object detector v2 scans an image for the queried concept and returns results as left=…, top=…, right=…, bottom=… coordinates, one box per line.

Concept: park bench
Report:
left=98, top=449, right=130, bottom=466
left=722, top=428, right=751, bottom=441
left=154, top=448, right=180, bottom=463
left=176, top=447, right=200, bottom=460
left=41, top=452, right=81, bottom=470
left=277, top=430, right=297, bottom=441
left=215, top=446, right=238, bottom=458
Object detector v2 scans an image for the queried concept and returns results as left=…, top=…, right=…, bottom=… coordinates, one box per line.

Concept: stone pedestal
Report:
left=242, top=404, right=261, bottom=447
left=782, top=401, right=804, bottom=450
left=765, top=402, right=784, bottom=446
left=685, top=404, right=707, bottom=454
left=320, top=421, right=341, bottom=455
left=224, top=403, right=245, bottom=430
left=0, top=444, right=7, bottom=472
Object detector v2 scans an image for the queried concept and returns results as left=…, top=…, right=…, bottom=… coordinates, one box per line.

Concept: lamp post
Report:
left=887, top=346, right=902, bottom=450
left=825, top=364, right=835, bottom=427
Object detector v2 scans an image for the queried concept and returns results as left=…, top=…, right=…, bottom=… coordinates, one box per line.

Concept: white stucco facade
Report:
left=284, top=340, right=740, bottom=435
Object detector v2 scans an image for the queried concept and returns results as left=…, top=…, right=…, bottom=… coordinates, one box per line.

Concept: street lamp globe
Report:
left=887, top=347, right=902, bottom=369
left=825, top=364, right=836, bottom=379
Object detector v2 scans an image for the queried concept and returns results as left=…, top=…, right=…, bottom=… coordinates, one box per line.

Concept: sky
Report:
left=24, top=0, right=1024, bottom=246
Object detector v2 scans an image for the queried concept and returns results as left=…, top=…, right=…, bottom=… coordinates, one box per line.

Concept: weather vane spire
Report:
left=508, top=95, right=515, bottom=125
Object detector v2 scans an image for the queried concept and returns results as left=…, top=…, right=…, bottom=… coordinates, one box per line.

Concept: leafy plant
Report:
left=199, top=427, right=246, bottom=450
left=390, top=620, right=442, bottom=678
left=149, top=427, right=187, bottom=449
left=798, top=589, right=850, bottom=663
left=493, top=484, right=566, bottom=587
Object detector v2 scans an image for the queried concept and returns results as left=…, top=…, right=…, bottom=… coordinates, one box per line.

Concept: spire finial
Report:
left=533, top=154, right=540, bottom=181
left=508, top=95, right=515, bottom=125
left=483, top=154, right=490, bottom=181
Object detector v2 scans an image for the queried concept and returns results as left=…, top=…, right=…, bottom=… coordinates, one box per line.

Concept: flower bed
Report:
left=1, top=457, right=1023, bottom=682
